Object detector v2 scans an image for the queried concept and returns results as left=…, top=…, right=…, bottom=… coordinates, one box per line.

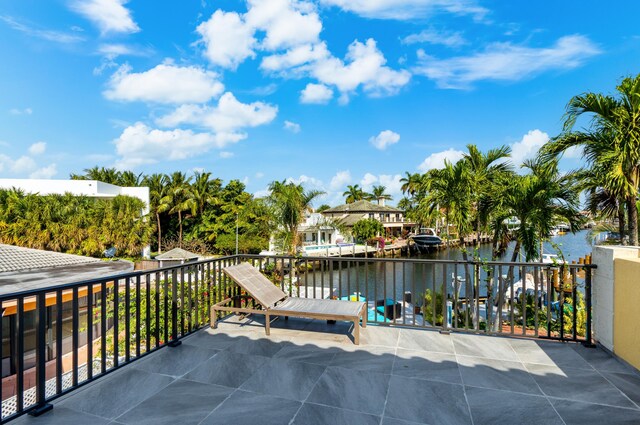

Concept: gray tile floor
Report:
left=14, top=315, right=640, bottom=425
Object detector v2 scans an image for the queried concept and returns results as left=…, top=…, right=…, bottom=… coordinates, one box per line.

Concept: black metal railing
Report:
left=236, top=255, right=595, bottom=343
left=0, top=256, right=242, bottom=423
left=0, top=254, right=595, bottom=422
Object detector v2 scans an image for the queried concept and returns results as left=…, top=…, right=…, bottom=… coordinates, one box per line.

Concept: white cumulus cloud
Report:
left=70, top=0, right=139, bottom=34
left=30, top=164, right=57, bottom=179
left=330, top=170, right=351, bottom=190
left=358, top=172, right=403, bottom=202
left=105, top=63, right=225, bottom=104
left=418, top=148, right=465, bottom=171
left=287, top=174, right=325, bottom=190
left=360, top=172, right=378, bottom=189
left=11, top=156, right=37, bottom=174
left=415, top=35, right=600, bottom=89
left=510, top=129, right=549, bottom=167
left=198, top=2, right=409, bottom=103
left=245, top=0, right=322, bottom=51
left=309, top=39, right=411, bottom=98
left=284, top=120, right=301, bottom=133
left=370, top=130, right=400, bottom=150
left=261, top=43, right=329, bottom=73
left=196, top=10, right=257, bottom=70
left=300, top=83, right=334, bottom=104
left=156, top=92, right=278, bottom=133
left=113, top=123, right=245, bottom=169
left=28, top=142, right=46, bottom=155
left=379, top=174, right=403, bottom=198
left=0, top=149, right=57, bottom=179
left=196, top=0, right=322, bottom=70
left=219, top=151, right=235, bottom=159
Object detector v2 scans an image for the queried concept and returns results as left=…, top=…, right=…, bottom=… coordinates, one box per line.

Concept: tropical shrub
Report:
left=0, top=190, right=151, bottom=257
left=352, top=218, right=384, bottom=242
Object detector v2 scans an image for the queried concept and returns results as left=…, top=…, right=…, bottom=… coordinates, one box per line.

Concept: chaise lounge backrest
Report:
left=223, top=262, right=287, bottom=308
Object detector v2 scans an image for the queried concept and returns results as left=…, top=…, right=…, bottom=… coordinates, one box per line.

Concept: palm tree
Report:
left=505, top=157, right=582, bottom=262
left=162, top=172, right=196, bottom=248
left=462, top=144, right=512, bottom=247
left=480, top=173, right=514, bottom=259
left=269, top=180, right=325, bottom=254
left=143, top=173, right=170, bottom=253
left=368, top=185, right=393, bottom=206
left=119, top=170, right=143, bottom=187
left=343, top=184, right=366, bottom=204
left=543, top=74, right=640, bottom=245
left=400, top=172, right=423, bottom=197
left=397, top=197, right=412, bottom=211
left=424, top=160, right=472, bottom=247
left=70, top=167, right=141, bottom=186
left=192, top=171, right=220, bottom=216
left=71, top=166, right=121, bottom=184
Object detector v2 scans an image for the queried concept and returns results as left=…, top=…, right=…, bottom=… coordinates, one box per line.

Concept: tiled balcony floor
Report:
left=14, top=316, right=640, bottom=425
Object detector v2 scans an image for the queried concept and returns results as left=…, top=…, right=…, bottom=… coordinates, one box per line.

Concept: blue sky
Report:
left=1, top=0, right=639, bottom=206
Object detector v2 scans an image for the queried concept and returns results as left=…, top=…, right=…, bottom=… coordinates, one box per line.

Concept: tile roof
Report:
left=155, top=247, right=200, bottom=260
left=0, top=244, right=101, bottom=273
left=322, top=200, right=402, bottom=214
left=335, top=213, right=367, bottom=227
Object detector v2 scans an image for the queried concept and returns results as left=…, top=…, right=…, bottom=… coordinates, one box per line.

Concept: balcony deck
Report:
left=14, top=316, right=640, bottom=425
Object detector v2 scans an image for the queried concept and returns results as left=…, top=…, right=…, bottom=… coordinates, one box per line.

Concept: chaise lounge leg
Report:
left=265, top=313, right=271, bottom=336
left=362, top=308, right=367, bottom=328
left=354, top=319, right=360, bottom=345
left=211, top=307, right=217, bottom=329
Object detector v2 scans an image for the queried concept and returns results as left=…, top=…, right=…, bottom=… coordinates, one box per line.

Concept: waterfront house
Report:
left=321, top=200, right=415, bottom=238
left=298, top=213, right=350, bottom=246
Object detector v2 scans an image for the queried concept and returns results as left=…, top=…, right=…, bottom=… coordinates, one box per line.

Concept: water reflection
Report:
left=299, top=230, right=594, bottom=303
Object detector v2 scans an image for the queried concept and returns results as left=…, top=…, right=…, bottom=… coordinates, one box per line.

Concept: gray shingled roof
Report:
left=0, top=244, right=101, bottom=273
left=322, top=200, right=402, bottom=214
left=336, top=213, right=367, bottom=227
left=155, top=247, right=199, bottom=260
left=0, top=261, right=134, bottom=295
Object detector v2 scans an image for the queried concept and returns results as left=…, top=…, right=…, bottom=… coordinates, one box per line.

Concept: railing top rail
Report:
left=0, top=255, right=236, bottom=302
left=238, top=253, right=597, bottom=269
left=0, top=252, right=596, bottom=302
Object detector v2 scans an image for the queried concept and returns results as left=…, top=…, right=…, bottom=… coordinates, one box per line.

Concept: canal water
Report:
left=418, top=229, right=593, bottom=262
left=301, top=230, right=595, bottom=303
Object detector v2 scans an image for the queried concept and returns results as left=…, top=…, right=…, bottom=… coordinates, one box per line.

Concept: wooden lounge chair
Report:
left=211, top=263, right=367, bottom=344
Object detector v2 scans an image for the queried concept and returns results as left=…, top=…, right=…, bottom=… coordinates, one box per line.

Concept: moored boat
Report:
left=409, top=228, right=443, bottom=247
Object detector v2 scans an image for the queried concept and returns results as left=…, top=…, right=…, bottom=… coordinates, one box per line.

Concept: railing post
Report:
left=30, top=292, right=53, bottom=416
left=168, top=269, right=181, bottom=347
left=583, top=266, right=596, bottom=348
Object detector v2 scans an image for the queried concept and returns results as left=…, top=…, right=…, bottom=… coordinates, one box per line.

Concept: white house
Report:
left=321, top=200, right=414, bottom=238
left=298, top=213, right=350, bottom=246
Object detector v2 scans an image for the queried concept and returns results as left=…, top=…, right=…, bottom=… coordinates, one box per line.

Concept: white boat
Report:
left=541, top=253, right=567, bottom=265
left=410, top=228, right=443, bottom=247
